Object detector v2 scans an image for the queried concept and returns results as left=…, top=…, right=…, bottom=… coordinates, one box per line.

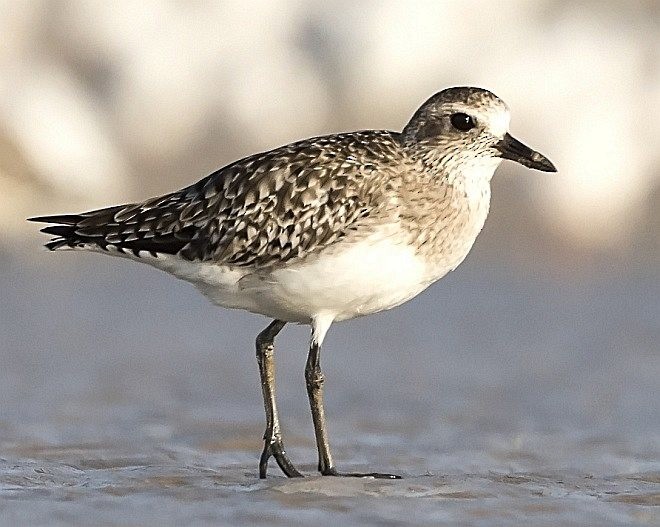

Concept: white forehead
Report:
left=449, top=99, right=510, bottom=138
left=481, top=104, right=510, bottom=138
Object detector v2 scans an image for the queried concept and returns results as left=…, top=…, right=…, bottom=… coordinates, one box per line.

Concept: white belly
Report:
left=77, top=188, right=488, bottom=325
left=150, top=228, right=445, bottom=324
left=249, top=233, right=437, bottom=322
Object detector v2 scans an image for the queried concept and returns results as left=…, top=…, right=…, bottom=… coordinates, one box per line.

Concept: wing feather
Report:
left=30, top=131, right=402, bottom=266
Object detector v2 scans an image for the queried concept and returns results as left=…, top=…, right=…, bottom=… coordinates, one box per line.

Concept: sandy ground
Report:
left=0, top=250, right=658, bottom=526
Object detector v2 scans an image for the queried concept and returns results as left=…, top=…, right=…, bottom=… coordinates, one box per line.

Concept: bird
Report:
left=30, top=86, right=556, bottom=480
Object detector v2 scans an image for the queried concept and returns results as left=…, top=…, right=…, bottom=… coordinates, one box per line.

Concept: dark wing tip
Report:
left=44, top=240, right=70, bottom=251
left=39, top=225, right=75, bottom=237
left=29, top=214, right=85, bottom=251
left=30, top=210, right=199, bottom=257
left=28, top=214, right=83, bottom=225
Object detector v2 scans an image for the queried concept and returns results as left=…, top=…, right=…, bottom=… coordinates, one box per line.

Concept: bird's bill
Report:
left=495, top=133, right=557, bottom=172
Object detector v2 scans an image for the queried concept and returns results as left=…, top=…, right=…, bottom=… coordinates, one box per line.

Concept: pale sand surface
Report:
left=0, top=252, right=658, bottom=525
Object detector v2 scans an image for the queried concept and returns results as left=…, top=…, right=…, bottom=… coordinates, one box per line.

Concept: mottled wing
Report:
left=31, top=131, right=402, bottom=267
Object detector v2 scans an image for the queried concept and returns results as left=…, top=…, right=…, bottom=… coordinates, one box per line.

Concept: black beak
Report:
left=495, top=133, right=557, bottom=172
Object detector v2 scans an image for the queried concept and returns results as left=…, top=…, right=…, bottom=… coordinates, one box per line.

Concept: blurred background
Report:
left=2, top=0, right=659, bottom=258
left=0, top=1, right=658, bottom=525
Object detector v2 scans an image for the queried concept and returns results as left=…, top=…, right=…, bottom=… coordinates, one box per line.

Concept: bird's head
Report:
left=401, top=87, right=556, bottom=175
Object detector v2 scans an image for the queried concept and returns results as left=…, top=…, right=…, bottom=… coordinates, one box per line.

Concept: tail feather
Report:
left=28, top=213, right=107, bottom=251
left=28, top=214, right=83, bottom=226
left=28, top=205, right=194, bottom=257
left=39, top=225, right=79, bottom=237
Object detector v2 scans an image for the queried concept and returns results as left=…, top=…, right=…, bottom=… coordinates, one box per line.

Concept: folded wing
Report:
left=30, top=131, right=400, bottom=266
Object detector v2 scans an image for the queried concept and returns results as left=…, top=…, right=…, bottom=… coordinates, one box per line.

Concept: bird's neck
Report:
left=392, top=146, right=496, bottom=276
left=402, top=141, right=500, bottom=193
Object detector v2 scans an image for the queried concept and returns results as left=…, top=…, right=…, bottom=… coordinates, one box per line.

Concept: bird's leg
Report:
left=256, top=320, right=302, bottom=478
left=305, top=334, right=401, bottom=479
left=305, top=340, right=334, bottom=473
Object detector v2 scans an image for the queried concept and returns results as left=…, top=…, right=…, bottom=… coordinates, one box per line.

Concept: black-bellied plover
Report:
left=30, top=87, right=556, bottom=479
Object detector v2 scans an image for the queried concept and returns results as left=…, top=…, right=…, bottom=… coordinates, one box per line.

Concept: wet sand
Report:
left=0, top=252, right=658, bottom=525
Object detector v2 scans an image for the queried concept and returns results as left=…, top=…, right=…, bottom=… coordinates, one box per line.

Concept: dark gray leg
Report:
left=256, top=320, right=302, bottom=478
left=305, top=339, right=401, bottom=479
left=305, top=341, right=334, bottom=473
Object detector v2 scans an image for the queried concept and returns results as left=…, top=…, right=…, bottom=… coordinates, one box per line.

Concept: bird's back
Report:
left=31, top=130, right=406, bottom=268
left=31, top=85, right=527, bottom=323
left=30, top=127, right=495, bottom=322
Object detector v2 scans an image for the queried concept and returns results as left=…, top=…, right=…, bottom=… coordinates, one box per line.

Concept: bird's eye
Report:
left=450, top=113, right=476, bottom=132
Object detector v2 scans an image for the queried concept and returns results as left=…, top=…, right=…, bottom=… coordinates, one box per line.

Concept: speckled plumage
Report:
left=32, top=88, right=502, bottom=269
left=31, top=86, right=556, bottom=325
left=36, top=131, right=402, bottom=265
left=30, top=86, right=556, bottom=479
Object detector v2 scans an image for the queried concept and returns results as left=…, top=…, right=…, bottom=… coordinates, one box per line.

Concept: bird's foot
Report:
left=321, top=466, right=401, bottom=479
left=259, top=438, right=303, bottom=479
